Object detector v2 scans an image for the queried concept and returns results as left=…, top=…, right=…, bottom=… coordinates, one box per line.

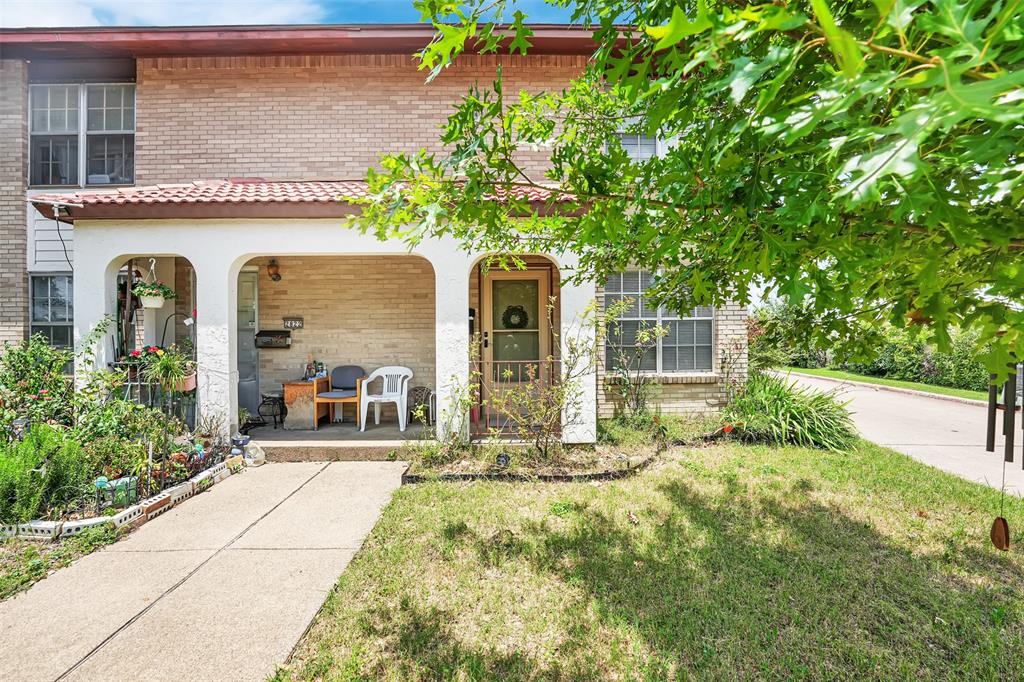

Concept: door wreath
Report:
left=502, top=305, right=530, bottom=329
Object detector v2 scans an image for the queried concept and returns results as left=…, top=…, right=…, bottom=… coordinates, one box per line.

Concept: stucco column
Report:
left=191, top=253, right=238, bottom=437
left=72, top=234, right=119, bottom=384
left=558, top=265, right=598, bottom=444
left=426, top=248, right=473, bottom=439
left=141, top=256, right=177, bottom=347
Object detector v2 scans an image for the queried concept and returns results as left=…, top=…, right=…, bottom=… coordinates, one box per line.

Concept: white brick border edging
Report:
left=0, top=455, right=247, bottom=541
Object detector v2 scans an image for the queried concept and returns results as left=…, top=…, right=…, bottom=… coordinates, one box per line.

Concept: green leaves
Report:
left=810, top=0, right=865, bottom=78
left=646, top=1, right=712, bottom=50
left=363, top=0, right=1024, bottom=381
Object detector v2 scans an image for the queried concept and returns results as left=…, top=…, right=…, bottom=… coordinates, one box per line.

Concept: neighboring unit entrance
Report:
left=237, top=269, right=260, bottom=415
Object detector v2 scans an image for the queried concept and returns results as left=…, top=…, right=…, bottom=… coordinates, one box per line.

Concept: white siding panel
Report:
left=27, top=189, right=74, bottom=272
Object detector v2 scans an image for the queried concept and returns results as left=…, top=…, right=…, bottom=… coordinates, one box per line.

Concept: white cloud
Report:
left=0, top=0, right=329, bottom=28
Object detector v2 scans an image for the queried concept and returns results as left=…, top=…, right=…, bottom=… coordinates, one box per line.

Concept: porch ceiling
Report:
left=30, top=179, right=572, bottom=224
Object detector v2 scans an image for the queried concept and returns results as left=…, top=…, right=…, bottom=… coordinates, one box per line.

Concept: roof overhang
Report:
left=0, top=24, right=604, bottom=60
left=30, top=179, right=575, bottom=224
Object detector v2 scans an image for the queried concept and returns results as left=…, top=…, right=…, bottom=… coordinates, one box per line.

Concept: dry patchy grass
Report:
left=277, top=441, right=1024, bottom=681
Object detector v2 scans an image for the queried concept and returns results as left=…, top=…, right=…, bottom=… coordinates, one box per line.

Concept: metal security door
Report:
left=237, top=270, right=260, bottom=415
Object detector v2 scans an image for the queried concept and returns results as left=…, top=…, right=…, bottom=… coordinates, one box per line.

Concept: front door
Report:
left=480, top=270, right=550, bottom=428
left=237, top=270, right=259, bottom=416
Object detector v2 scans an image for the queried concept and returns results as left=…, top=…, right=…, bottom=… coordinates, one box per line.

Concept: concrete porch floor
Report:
left=248, top=421, right=426, bottom=461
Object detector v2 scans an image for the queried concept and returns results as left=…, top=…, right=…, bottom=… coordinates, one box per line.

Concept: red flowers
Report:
left=39, top=389, right=48, bottom=395
left=148, top=346, right=158, bottom=353
left=130, top=350, right=142, bottom=357
left=722, top=423, right=735, bottom=434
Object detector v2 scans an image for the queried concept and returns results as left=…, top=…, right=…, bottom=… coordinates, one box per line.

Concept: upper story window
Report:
left=29, top=83, right=135, bottom=187
left=615, top=133, right=660, bottom=162
left=604, top=270, right=715, bottom=373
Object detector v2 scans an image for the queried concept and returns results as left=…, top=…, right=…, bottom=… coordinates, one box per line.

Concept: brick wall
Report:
left=0, top=60, right=28, bottom=344
left=174, top=257, right=194, bottom=344
left=135, top=54, right=586, bottom=184
left=596, top=292, right=748, bottom=418
left=249, top=256, right=435, bottom=405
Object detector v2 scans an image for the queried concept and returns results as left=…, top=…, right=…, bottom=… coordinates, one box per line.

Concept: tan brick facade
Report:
left=0, top=60, right=28, bottom=344
left=246, top=256, right=436, bottom=401
left=4, top=48, right=749, bottom=418
left=134, top=54, right=586, bottom=185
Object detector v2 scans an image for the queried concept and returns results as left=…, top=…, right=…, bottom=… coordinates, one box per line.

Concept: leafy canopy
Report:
left=354, top=1, right=1024, bottom=374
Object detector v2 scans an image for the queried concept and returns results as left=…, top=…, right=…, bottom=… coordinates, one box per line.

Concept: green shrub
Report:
left=837, top=326, right=989, bottom=392
left=74, top=398, right=186, bottom=454
left=83, top=437, right=148, bottom=479
left=927, top=328, right=990, bottom=392
left=723, top=373, right=856, bottom=451
left=0, top=424, right=94, bottom=523
left=0, top=335, right=74, bottom=429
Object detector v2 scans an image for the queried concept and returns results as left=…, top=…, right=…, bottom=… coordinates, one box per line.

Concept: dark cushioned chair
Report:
left=314, top=365, right=366, bottom=430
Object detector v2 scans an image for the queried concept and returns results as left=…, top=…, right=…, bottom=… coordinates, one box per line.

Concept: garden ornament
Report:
left=984, top=364, right=1018, bottom=551
left=11, top=417, right=29, bottom=441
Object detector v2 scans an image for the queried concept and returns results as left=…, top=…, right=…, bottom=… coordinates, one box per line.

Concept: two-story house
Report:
left=0, top=25, right=747, bottom=445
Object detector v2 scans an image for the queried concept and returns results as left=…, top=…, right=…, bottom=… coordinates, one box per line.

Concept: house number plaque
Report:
left=283, top=317, right=304, bottom=330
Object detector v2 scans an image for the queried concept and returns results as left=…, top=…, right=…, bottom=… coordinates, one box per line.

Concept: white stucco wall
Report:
left=71, top=218, right=597, bottom=443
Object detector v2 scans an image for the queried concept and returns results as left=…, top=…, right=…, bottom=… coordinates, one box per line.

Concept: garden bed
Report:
left=401, top=449, right=656, bottom=484
left=0, top=456, right=245, bottom=541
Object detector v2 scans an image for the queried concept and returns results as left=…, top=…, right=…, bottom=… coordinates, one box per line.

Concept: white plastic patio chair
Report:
left=359, top=366, right=414, bottom=432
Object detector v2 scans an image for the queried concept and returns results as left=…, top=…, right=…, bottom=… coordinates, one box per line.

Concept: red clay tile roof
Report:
left=31, top=179, right=568, bottom=223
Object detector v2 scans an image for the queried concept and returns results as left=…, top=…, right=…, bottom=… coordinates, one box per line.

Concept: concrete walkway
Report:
left=0, top=461, right=407, bottom=682
left=787, top=372, right=1024, bottom=496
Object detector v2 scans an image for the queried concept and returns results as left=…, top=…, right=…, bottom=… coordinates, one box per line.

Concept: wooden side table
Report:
left=282, top=377, right=330, bottom=430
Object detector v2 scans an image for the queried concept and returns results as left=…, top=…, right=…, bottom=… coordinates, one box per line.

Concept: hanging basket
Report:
left=139, top=295, right=166, bottom=309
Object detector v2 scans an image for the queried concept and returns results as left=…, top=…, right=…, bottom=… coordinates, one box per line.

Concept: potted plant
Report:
left=132, top=280, right=177, bottom=309
left=143, top=345, right=197, bottom=393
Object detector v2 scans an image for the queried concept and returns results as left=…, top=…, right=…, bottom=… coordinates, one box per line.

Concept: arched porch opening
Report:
left=235, top=254, right=436, bottom=439
left=106, top=254, right=198, bottom=426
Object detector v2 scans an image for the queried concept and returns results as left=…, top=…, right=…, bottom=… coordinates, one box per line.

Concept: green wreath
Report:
left=502, top=305, right=530, bottom=329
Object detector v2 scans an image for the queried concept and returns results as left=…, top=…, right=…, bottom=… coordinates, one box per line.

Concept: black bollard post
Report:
left=987, top=373, right=998, bottom=452
left=1003, top=369, right=1016, bottom=463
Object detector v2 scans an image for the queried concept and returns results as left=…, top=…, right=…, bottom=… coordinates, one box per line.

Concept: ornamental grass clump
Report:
left=0, top=424, right=93, bottom=523
left=722, top=373, right=856, bottom=452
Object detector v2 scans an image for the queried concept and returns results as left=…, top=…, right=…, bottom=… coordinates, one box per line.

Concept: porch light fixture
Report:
left=267, top=259, right=282, bottom=282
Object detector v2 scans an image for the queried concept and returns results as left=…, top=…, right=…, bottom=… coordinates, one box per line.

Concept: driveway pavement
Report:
left=787, top=372, right=1024, bottom=497
left=0, top=460, right=407, bottom=682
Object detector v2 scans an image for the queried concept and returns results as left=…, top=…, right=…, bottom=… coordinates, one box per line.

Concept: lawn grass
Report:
left=0, top=524, right=122, bottom=601
left=782, top=366, right=989, bottom=402
left=277, top=441, right=1024, bottom=681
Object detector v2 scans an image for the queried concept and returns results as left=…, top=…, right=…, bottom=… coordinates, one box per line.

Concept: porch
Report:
left=35, top=179, right=598, bottom=446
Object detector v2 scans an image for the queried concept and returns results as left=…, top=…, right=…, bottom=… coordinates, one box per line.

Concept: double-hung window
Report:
left=604, top=270, right=715, bottom=373
left=30, top=275, right=74, bottom=348
left=29, top=83, right=135, bottom=187
left=615, top=132, right=660, bottom=162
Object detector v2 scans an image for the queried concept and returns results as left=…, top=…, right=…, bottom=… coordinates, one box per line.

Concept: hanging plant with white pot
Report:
left=132, top=280, right=177, bottom=309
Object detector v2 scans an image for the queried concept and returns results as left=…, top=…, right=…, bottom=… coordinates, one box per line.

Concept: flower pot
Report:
left=140, top=295, right=165, bottom=309
left=174, top=372, right=197, bottom=392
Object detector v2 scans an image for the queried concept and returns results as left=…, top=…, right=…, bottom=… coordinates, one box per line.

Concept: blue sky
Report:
left=1, top=1, right=574, bottom=28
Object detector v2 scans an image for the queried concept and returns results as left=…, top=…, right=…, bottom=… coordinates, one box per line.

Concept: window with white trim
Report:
left=604, top=270, right=714, bottom=372
left=615, top=132, right=660, bottom=161
left=29, top=83, right=135, bottom=187
left=30, top=275, right=73, bottom=348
